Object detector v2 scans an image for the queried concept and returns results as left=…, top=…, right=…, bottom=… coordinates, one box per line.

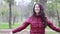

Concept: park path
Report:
left=0, top=29, right=59, bottom=34
left=0, top=29, right=30, bottom=34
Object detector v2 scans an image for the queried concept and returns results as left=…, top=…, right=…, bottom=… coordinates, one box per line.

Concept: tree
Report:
left=4, top=0, right=14, bottom=29
left=55, top=0, right=60, bottom=27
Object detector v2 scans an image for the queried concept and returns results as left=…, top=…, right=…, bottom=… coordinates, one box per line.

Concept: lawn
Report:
left=0, top=22, right=20, bottom=29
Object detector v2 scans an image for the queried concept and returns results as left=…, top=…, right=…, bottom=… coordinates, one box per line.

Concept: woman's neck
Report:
left=36, top=13, right=39, bottom=16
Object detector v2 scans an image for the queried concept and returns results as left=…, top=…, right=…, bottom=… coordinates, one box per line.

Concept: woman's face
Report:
left=35, top=4, right=40, bottom=14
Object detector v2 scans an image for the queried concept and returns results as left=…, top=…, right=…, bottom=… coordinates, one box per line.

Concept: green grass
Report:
left=0, top=22, right=20, bottom=29
left=0, top=23, right=9, bottom=29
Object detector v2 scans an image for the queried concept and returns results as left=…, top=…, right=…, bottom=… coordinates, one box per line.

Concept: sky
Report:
left=15, top=0, right=21, bottom=3
left=15, top=0, right=31, bottom=5
left=0, top=0, right=31, bottom=6
left=15, top=0, right=31, bottom=3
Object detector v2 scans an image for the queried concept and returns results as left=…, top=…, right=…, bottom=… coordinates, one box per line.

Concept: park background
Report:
left=0, top=0, right=60, bottom=34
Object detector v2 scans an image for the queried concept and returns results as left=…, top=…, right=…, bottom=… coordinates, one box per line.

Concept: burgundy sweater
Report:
left=12, top=15, right=60, bottom=34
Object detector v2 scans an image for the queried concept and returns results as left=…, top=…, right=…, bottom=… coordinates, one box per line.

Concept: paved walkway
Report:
left=0, top=29, right=59, bottom=34
left=0, top=29, right=30, bottom=34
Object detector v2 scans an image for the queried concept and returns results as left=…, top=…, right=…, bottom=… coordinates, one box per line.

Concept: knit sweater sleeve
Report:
left=46, top=17, right=60, bottom=33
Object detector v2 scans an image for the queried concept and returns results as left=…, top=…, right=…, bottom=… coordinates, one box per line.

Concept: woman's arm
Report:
left=12, top=16, right=31, bottom=33
left=12, top=22, right=29, bottom=33
left=46, top=17, right=60, bottom=32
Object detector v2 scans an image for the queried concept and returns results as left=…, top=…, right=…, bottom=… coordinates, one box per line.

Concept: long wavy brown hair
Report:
left=32, top=3, right=47, bottom=28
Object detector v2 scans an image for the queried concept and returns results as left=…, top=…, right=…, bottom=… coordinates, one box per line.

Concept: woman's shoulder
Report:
left=25, top=15, right=32, bottom=22
left=27, top=15, right=33, bottom=18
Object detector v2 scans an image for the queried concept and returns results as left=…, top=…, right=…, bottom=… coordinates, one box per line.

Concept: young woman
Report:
left=12, top=3, right=60, bottom=34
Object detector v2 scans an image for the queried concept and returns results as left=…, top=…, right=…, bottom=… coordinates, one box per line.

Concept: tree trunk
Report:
left=9, top=1, right=12, bottom=29
left=13, top=16, right=16, bottom=25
